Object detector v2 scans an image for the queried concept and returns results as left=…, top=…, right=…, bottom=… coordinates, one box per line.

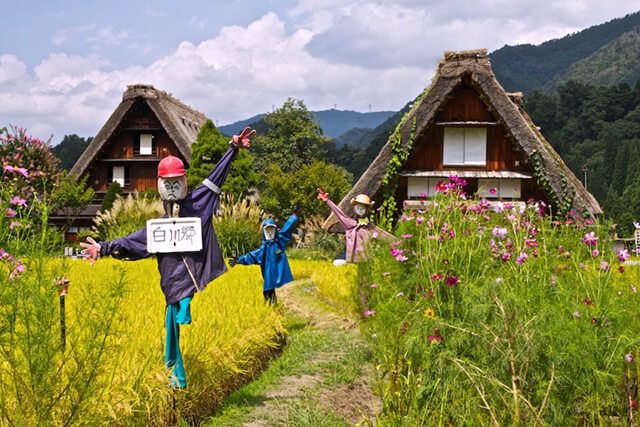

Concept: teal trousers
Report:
left=165, top=296, right=192, bottom=388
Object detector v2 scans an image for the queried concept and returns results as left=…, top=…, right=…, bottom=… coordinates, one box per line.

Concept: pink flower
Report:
left=431, top=274, right=443, bottom=280
left=390, top=240, right=402, bottom=247
left=516, top=252, right=528, bottom=265
left=396, top=292, right=404, bottom=297
left=5, top=208, right=16, bottom=218
left=446, top=276, right=459, bottom=287
left=419, top=192, right=427, bottom=197
left=372, top=231, right=379, bottom=239
left=626, top=352, right=634, bottom=363
left=382, top=272, right=390, bottom=276
left=395, top=254, right=408, bottom=262
left=416, top=216, right=424, bottom=225
left=600, top=261, right=610, bottom=272
left=592, top=249, right=599, bottom=257
left=15, top=168, right=28, bottom=178
left=402, top=234, right=413, bottom=239
left=583, top=232, right=598, bottom=246
left=489, top=187, right=496, bottom=194
left=532, top=249, right=538, bottom=258
left=492, top=226, right=507, bottom=239
left=9, top=221, right=21, bottom=230
left=501, top=252, right=511, bottom=262
left=391, top=248, right=404, bottom=257
left=364, top=310, right=376, bottom=317
left=428, top=335, right=442, bottom=343
left=370, top=283, right=378, bottom=289
left=9, top=196, right=26, bottom=207
left=618, top=249, right=630, bottom=262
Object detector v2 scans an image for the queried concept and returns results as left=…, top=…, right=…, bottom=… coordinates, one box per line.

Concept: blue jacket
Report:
left=99, top=146, right=238, bottom=305
left=237, top=215, right=297, bottom=291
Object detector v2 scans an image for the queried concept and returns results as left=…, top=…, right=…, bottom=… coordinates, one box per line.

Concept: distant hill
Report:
left=490, top=11, right=640, bottom=93
left=219, top=109, right=394, bottom=139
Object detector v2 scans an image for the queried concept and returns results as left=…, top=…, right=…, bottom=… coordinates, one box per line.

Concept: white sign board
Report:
left=146, top=217, right=203, bottom=253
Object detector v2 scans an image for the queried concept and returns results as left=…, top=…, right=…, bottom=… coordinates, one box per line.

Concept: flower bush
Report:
left=359, top=178, right=640, bottom=424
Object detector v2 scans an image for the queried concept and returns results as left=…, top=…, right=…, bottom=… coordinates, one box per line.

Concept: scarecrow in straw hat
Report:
left=317, top=189, right=393, bottom=262
left=228, top=210, right=299, bottom=305
left=80, top=127, right=256, bottom=389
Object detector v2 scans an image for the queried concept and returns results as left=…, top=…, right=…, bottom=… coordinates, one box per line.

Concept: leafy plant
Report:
left=212, top=194, right=265, bottom=258
left=92, top=192, right=164, bottom=241
left=100, top=181, right=123, bottom=212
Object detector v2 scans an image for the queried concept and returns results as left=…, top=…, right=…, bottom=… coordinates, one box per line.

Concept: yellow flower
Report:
left=424, top=308, right=435, bottom=319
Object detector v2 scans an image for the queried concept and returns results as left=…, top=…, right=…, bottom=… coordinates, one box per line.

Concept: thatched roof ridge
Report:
left=70, top=84, right=208, bottom=176
left=323, top=49, right=602, bottom=231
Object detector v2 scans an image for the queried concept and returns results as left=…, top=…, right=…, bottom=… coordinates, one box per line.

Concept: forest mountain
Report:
left=218, top=109, right=394, bottom=140
left=490, top=10, right=640, bottom=93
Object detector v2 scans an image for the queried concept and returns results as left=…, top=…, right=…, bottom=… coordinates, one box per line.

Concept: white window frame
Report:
left=443, top=127, right=487, bottom=166
left=112, top=166, right=125, bottom=186
left=140, top=134, right=153, bottom=155
left=407, top=177, right=445, bottom=198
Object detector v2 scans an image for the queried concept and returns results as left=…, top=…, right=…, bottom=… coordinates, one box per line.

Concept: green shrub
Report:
left=92, top=192, right=164, bottom=241
left=100, top=181, right=123, bottom=212
left=212, top=194, right=264, bottom=258
left=359, top=183, right=640, bottom=425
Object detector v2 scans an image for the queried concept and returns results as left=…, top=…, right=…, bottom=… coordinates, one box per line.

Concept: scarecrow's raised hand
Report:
left=80, top=237, right=100, bottom=265
left=232, top=126, right=256, bottom=148
left=317, top=188, right=329, bottom=202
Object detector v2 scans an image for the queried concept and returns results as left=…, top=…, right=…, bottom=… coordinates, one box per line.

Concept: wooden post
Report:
left=55, top=277, right=70, bottom=351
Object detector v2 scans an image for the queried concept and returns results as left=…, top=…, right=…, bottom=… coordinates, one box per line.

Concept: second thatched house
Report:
left=324, top=49, right=602, bottom=231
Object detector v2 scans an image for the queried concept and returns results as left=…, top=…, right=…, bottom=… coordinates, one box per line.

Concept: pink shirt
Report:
left=325, top=198, right=393, bottom=262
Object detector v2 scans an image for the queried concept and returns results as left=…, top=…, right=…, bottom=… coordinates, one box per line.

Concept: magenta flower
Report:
left=489, top=187, right=496, bottom=194
left=619, top=266, right=625, bottom=274
left=15, top=168, right=28, bottom=178
left=592, top=249, right=599, bottom=257
left=5, top=208, right=16, bottom=217
left=401, top=234, right=413, bottom=239
left=390, top=240, right=402, bottom=247
left=431, top=274, right=443, bottom=280
left=364, top=310, right=376, bottom=317
left=626, top=352, right=634, bottom=363
left=492, top=226, right=507, bottom=239
left=419, top=192, right=427, bottom=197
left=428, top=335, right=442, bottom=343
left=416, top=216, right=424, bottom=225
left=501, top=252, right=511, bottom=262
left=391, top=248, right=404, bottom=257
left=3, top=165, right=14, bottom=173
left=370, top=283, right=378, bottom=289
left=446, top=275, right=459, bottom=287
left=583, top=232, right=598, bottom=246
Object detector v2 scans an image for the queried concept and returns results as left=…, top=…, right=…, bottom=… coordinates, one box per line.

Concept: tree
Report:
left=52, top=134, right=92, bottom=171
left=101, top=181, right=123, bottom=212
left=51, top=171, right=95, bottom=232
left=260, top=160, right=353, bottom=220
left=186, top=120, right=258, bottom=197
left=251, top=98, right=329, bottom=174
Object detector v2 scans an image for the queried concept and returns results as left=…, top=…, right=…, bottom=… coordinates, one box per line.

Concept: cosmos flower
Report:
left=583, top=232, right=598, bottom=246
left=364, top=310, right=376, bottom=317
left=446, top=276, right=459, bottom=287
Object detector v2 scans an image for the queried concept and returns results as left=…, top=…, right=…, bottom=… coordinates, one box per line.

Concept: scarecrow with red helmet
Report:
left=317, top=189, right=393, bottom=262
left=81, top=127, right=255, bottom=388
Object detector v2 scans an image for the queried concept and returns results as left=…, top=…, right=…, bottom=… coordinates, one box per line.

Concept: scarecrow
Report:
left=80, top=127, right=256, bottom=388
left=317, top=189, right=393, bottom=262
left=229, top=212, right=298, bottom=305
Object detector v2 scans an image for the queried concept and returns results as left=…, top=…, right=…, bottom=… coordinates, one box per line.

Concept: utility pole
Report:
left=582, top=163, right=589, bottom=191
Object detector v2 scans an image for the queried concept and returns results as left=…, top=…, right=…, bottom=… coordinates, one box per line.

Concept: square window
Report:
left=407, top=177, right=444, bottom=197
left=443, top=127, right=486, bottom=166
left=112, top=166, right=125, bottom=186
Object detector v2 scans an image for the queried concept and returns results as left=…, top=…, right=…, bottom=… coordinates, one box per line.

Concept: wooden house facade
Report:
left=53, top=84, right=208, bottom=239
left=324, top=49, right=602, bottom=231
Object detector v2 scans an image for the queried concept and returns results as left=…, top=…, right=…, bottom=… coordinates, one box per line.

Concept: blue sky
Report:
left=2, top=0, right=640, bottom=143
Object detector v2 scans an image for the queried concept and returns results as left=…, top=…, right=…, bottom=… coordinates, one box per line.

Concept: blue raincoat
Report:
left=98, top=145, right=239, bottom=388
left=237, top=215, right=297, bottom=291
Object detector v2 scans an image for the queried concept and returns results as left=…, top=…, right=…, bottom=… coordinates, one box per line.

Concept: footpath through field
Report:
left=204, top=278, right=381, bottom=426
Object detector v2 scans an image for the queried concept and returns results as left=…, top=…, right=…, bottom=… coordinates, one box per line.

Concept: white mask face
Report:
left=354, top=204, right=368, bottom=218
left=264, top=226, right=276, bottom=241
left=158, top=176, right=188, bottom=201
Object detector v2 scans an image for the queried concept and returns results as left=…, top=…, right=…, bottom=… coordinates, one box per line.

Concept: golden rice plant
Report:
left=290, top=259, right=358, bottom=314
left=0, top=257, right=284, bottom=425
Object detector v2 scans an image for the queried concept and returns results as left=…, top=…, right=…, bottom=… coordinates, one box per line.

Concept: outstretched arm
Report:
left=189, top=127, right=256, bottom=217
left=236, top=246, right=264, bottom=266
left=317, top=188, right=357, bottom=230
left=80, top=227, right=150, bottom=264
left=277, top=214, right=298, bottom=248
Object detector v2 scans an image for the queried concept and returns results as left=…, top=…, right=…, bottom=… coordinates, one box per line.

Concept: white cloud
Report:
left=0, top=55, right=27, bottom=84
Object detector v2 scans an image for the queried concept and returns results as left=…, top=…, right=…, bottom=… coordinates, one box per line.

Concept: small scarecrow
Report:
left=80, top=127, right=256, bottom=388
left=229, top=212, right=298, bottom=305
left=317, top=189, right=393, bottom=262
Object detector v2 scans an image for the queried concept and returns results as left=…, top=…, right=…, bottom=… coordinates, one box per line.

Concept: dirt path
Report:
left=204, top=279, right=381, bottom=426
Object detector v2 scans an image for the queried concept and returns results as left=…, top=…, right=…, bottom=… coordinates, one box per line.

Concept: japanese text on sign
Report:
left=146, top=217, right=203, bottom=253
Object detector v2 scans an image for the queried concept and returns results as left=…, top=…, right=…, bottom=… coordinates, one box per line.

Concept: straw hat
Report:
left=350, top=194, right=375, bottom=206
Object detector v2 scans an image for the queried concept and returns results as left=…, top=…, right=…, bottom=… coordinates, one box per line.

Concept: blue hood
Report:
left=262, top=218, right=277, bottom=243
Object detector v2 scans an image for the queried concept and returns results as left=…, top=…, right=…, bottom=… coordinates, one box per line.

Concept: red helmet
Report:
left=158, top=156, right=185, bottom=178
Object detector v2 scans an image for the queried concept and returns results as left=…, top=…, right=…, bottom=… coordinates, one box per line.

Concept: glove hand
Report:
left=79, top=237, right=100, bottom=265
left=228, top=257, right=238, bottom=267
left=317, top=188, right=329, bottom=201
left=232, top=127, right=256, bottom=148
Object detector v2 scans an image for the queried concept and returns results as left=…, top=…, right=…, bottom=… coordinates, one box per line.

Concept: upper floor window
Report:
left=140, top=134, right=153, bottom=155
left=443, top=127, right=486, bottom=166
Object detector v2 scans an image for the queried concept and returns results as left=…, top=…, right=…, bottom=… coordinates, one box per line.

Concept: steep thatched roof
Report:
left=70, top=84, right=208, bottom=176
left=323, top=49, right=602, bottom=231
